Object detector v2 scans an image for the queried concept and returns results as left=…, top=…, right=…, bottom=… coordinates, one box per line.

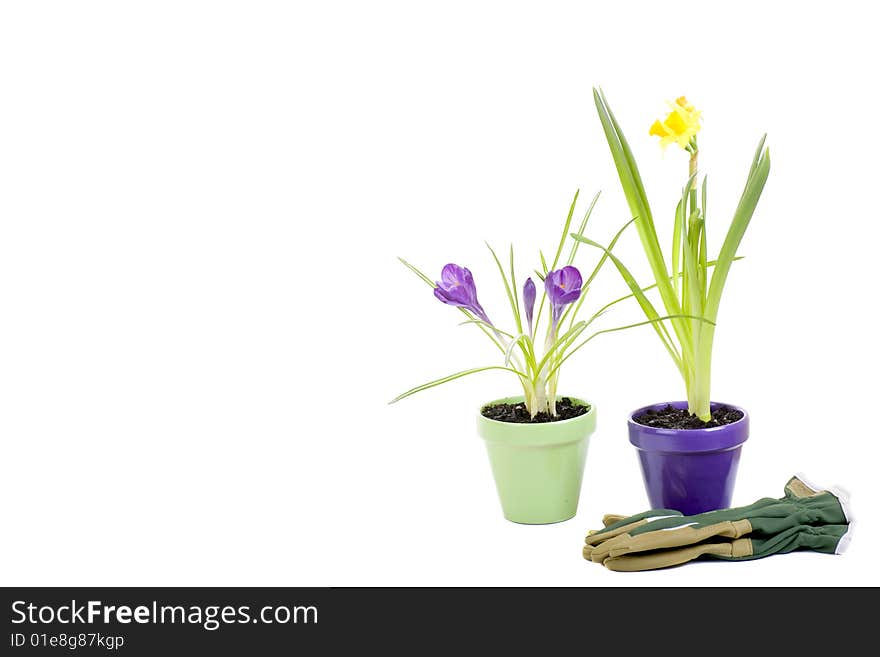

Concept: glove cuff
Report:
left=792, top=472, right=854, bottom=554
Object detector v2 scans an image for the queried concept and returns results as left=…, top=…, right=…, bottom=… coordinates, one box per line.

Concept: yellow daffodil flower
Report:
left=649, top=96, right=701, bottom=150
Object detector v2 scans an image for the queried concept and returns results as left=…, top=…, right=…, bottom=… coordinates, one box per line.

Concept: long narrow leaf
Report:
left=701, top=175, right=708, bottom=228
left=398, top=256, right=435, bottom=287
left=509, top=244, right=521, bottom=331
left=677, top=175, right=703, bottom=360
left=700, top=175, right=709, bottom=310
left=589, top=257, right=743, bottom=319
left=551, top=189, right=580, bottom=271
left=503, top=333, right=531, bottom=368
left=682, top=206, right=703, bottom=340
left=671, top=200, right=683, bottom=299
left=532, top=191, right=581, bottom=339
left=698, top=215, right=708, bottom=303
left=563, top=217, right=636, bottom=329
left=549, top=314, right=714, bottom=379
left=455, top=308, right=505, bottom=354
left=748, top=134, right=768, bottom=181
left=594, top=88, right=676, bottom=309
left=705, top=139, right=770, bottom=322
left=389, top=366, right=528, bottom=404
left=534, top=321, right=588, bottom=376
left=567, top=190, right=601, bottom=265
left=582, top=218, right=636, bottom=292
left=570, top=233, right=683, bottom=372
left=457, top=319, right=516, bottom=340
left=486, top=241, right=521, bottom=332
left=678, top=173, right=700, bottom=312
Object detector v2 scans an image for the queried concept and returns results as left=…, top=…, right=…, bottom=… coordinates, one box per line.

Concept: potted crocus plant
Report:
left=575, top=89, right=771, bottom=514
left=391, top=192, right=693, bottom=524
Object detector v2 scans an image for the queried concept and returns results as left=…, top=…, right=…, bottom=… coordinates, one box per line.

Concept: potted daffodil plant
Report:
left=392, top=192, right=700, bottom=524
left=576, top=89, right=771, bottom=514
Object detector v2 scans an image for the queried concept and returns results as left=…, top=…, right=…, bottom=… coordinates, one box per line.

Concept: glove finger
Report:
left=603, top=538, right=752, bottom=572
left=606, top=519, right=753, bottom=559
left=584, top=510, right=682, bottom=548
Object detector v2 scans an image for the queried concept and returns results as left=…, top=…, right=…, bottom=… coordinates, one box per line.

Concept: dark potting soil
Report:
left=481, top=397, right=590, bottom=424
left=633, top=404, right=743, bottom=430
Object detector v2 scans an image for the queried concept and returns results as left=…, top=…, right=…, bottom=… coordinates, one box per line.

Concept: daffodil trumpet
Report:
left=393, top=191, right=709, bottom=418
left=587, top=88, right=770, bottom=421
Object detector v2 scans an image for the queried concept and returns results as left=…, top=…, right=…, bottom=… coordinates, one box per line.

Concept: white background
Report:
left=1, top=1, right=877, bottom=586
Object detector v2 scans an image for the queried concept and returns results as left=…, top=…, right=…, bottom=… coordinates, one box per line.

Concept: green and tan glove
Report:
left=584, top=475, right=853, bottom=572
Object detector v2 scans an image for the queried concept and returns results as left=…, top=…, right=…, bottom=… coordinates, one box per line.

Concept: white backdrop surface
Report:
left=1, top=1, right=877, bottom=586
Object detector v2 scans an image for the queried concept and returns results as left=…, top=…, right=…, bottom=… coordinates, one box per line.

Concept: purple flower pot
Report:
left=628, top=401, right=749, bottom=515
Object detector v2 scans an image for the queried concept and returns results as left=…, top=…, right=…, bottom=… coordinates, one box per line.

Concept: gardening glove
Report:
left=583, top=475, right=853, bottom=572
left=600, top=524, right=850, bottom=572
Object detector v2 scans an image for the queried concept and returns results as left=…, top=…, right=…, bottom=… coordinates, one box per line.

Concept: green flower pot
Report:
left=476, top=396, right=596, bottom=524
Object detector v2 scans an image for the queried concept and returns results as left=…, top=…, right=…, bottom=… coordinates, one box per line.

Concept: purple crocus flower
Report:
left=523, top=277, right=536, bottom=335
left=545, top=266, right=582, bottom=326
left=434, top=263, right=491, bottom=325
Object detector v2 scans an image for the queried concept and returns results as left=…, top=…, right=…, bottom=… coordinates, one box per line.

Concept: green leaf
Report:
left=457, top=319, right=516, bottom=340
left=534, top=321, right=588, bottom=376
left=397, top=257, right=435, bottom=287
left=570, top=233, right=683, bottom=373
left=701, top=175, right=708, bottom=227
left=503, top=333, right=532, bottom=368
left=551, top=189, right=580, bottom=271
left=691, top=137, right=770, bottom=419
left=698, top=213, right=708, bottom=304
left=705, top=138, right=770, bottom=322
left=589, top=257, right=743, bottom=319
left=389, top=366, right=528, bottom=404
left=567, top=190, right=601, bottom=265
left=677, top=198, right=689, bottom=314
left=748, top=134, right=768, bottom=179
left=581, top=217, right=635, bottom=292
left=486, top=241, right=522, bottom=333
left=562, top=216, right=636, bottom=329
left=455, top=308, right=505, bottom=354
left=593, top=88, right=676, bottom=309
left=671, top=199, right=683, bottom=299
left=509, top=244, right=521, bottom=331
left=700, top=176, right=708, bottom=300
left=549, top=314, right=714, bottom=380
left=681, top=204, right=703, bottom=332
